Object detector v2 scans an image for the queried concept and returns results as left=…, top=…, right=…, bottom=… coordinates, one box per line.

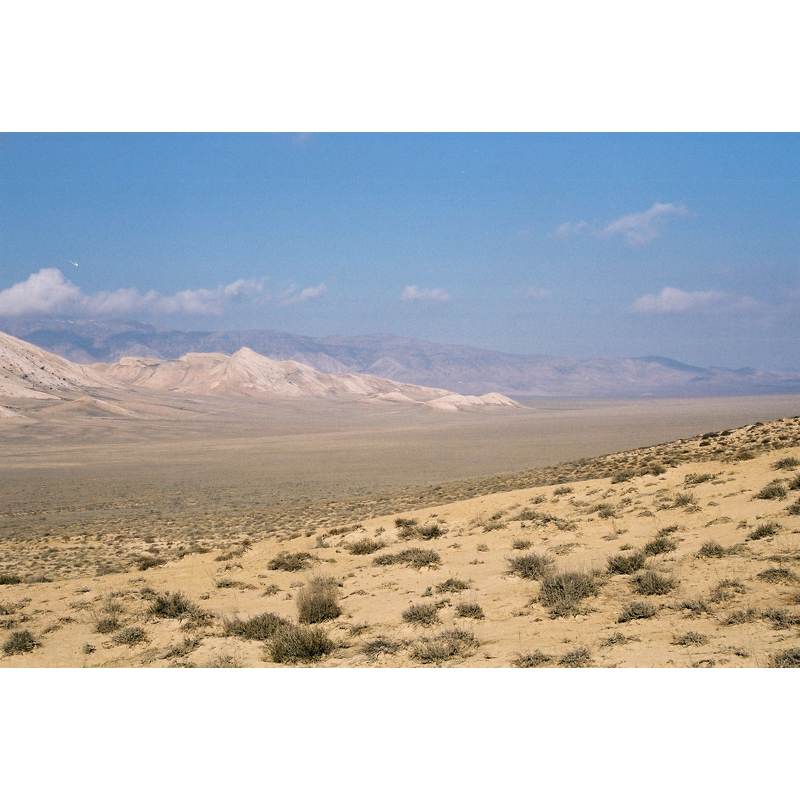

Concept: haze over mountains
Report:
left=3, top=317, right=800, bottom=398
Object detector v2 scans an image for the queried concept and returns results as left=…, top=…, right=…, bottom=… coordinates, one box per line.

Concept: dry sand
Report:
left=3, top=405, right=800, bottom=668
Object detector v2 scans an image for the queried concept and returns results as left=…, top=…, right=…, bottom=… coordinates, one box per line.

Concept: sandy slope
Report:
left=3, top=414, right=800, bottom=668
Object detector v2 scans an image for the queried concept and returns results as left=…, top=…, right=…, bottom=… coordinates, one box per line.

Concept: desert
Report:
left=3, top=332, right=800, bottom=668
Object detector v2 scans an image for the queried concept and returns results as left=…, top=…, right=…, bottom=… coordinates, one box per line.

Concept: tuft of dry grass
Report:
left=769, top=647, right=800, bottom=667
left=343, top=538, right=385, bottom=555
left=111, top=626, right=147, bottom=646
left=512, top=650, right=553, bottom=667
left=410, top=628, right=478, bottom=663
left=632, top=570, right=677, bottom=595
left=268, top=551, right=315, bottom=572
left=223, top=612, right=290, bottom=641
left=607, top=550, right=646, bottom=574
left=373, top=548, right=441, bottom=570
left=618, top=601, right=657, bottom=623
left=454, top=602, right=485, bottom=620
left=539, top=570, right=600, bottom=617
left=402, top=603, right=440, bottom=626
left=754, top=481, right=787, bottom=500
left=558, top=646, right=593, bottom=667
left=3, top=629, right=39, bottom=655
left=643, top=533, right=678, bottom=556
left=673, top=631, right=709, bottom=646
left=506, top=552, right=554, bottom=580
left=297, top=575, right=341, bottom=624
left=267, top=622, right=335, bottom=663
left=436, top=577, right=470, bottom=593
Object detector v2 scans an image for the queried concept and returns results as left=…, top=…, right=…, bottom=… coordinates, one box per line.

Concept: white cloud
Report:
left=400, top=285, right=451, bottom=303
left=0, top=268, right=322, bottom=318
left=525, top=288, right=552, bottom=300
left=550, top=220, right=587, bottom=239
left=631, top=286, right=744, bottom=313
left=281, top=282, right=326, bottom=306
left=603, top=202, right=690, bottom=246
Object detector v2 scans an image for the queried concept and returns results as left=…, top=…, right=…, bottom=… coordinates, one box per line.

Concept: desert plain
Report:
left=3, top=368, right=800, bottom=668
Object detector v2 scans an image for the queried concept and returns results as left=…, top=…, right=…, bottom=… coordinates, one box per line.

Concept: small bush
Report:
left=611, top=470, right=634, bottom=484
left=223, top=612, right=289, bottom=641
left=553, top=485, right=573, bottom=495
left=754, top=481, right=788, bottom=500
left=148, top=591, right=203, bottom=619
left=681, top=598, right=711, bottom=616
left=3, top=629, right=39, bottom=655
left=618, top=601, right=657, bottom=623
left=361, top=637, right=403, bottom=659
left=344, top=538, right=385, bottom=555
left=761, top=607, right=800, bottom=629
left=455, top=603, right=485, bottom=620
left=673, top=492, right=698, bottom=508
left=646, top=463, right=667, bottom=476
left=789, top=474, right=800, bottom=490
left=436, top=577, right=469, bottom=593
left=722, top=608, right=760, bottom=625
left=394, top=517, right=417, bottom=529
left=111, top=626, right=148, bottom=646
left=607, top=550, right=646, bottom=574
left=757, top=567, right=798, bottom=584
left=685, top=473, right=714, bottom=486
left=94, top=615, right=121, bottom=634
left=268, top=623, right=335, bottom=663
left=297, top=576, right=341, bottom=624
left=135, top=555, right=166, bottom=571
left=709, top=579, right=746, bottom=603
left=632, top=570, right=676, bottom=595
left=416, top=522, right=446, bottom=540
left=402, top=603, right=440, bottom=626
left=773, top=457, right=800, bottom=470
left=0, top=573, right=22, bottom=585
left=559, top=647, right=592, bottom=667
left=373, top=548, right=441, bottom=570
left=163, top=637, right=201, bottom=659
left=749, top=522, right=779, bottom=540
left=506, top=552, right=554, bottom=580
left=268, top=551, right=314, bottom=572
left=511, top=538, right=532, bottom=550
left=697, top=540, right=728, bottom=558
left=787, top=499, right=800, bottom=515
left=770, top=647, right=800, bottom=667
left=673, top=631, right=709, bottom=646
left=539, top=571, right=599, bottom=617
left=512, top=650, right=553, bottom=667
left=411, top=628, right=478, bottom=663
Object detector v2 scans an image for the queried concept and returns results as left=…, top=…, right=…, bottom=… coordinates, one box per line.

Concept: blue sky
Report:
left=0, top=133, right=797, bottom=369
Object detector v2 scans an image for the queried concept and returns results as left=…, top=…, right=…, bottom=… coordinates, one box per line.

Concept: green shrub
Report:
left=436, top=577, right=470, bottom=593
left=373, top=548, right=441, bottom=570
left=223, top=612, right=289, bottom=641
left=402, top=603, right=440, bottom=626
left=506, top=552, right=554, bottom=580
left=632, top=570, right=676, bottom=595
left=297, top=576, right=341, bottom=624
left=3, top=629, right=39, bottom=655
left=410, top=629, right=478, bottom=663
left=268, top=551, right=314, bottom=571
left=454, top=602, right=485, bottom=620
left=511, top=650, right=553, bottom=667
left=539, top=571, right=599, bottom=617
left=618, top=601, right=657, bottom=623
left=607, top=551, right=646, bottom=574
left=268, top=623, right=335, bottom=663
left=344, top=538, right=385, bottom=555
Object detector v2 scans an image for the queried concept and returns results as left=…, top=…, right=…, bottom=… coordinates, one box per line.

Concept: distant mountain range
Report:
left=3, top=317, right=800, bottom=398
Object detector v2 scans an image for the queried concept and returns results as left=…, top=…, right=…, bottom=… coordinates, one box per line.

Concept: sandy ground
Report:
left=3, top=409, right=800, bottom=667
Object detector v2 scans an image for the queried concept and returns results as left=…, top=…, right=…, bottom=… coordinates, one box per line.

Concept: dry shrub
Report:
left=632, top=570, right=676, bottom=595
left=454, top=602, right=485, bottom=620
left=361, top=637, right=403, bottom=659
left=3, top=629, right=39, bottom=655
left=506, top=552, right=553, bottom=580
left=111, top=626, right=147, bottom=646
left=411, top=628, right=478, bottom=663
left=748, top=522, right=779, bottom=540
left=223, top=612, right=289, bottom=641
left=134, top=555, right=166, bottom=571
left=373, top=548, right=441, bottom=570
left=754, top=481, right=788, bottom=500
left=402, top=602, right=440, bottom=626
left=770, top=647, right=800, bottom=667
left=643, top=533, right=678, bottom=556
left=0, top=573, right=22, bottom=586
left=673, top=631, right=709, bottom=646
left=512, top=650, right=553, bottom=667
left=268, top=551, right=314, bottom=571
left=344, top=538, right=385, bottom=555
left=297, top=575, right=341, bottom=624
left=539, top=571, right=599, bottom=617
left=618, top=601, right=657, bottom=623
left=268, top=623, right=335, bottom=663
left=757, top=567, right=799, bottom=584
left=512, top=538, right=532, bottom=550
left=607, top=550, right=646, bottom=574
left=436, top=577, right=469, bottom=593
left=148, top=591, right=204, bottom=619
left=558, top=647, right=592, bottom=667
left=697, top=540, right=727, bottom=558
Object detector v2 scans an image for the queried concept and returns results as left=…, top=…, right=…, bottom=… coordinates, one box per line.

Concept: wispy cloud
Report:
left=400, top=285, right=451, bottom=303
left=550, top=220, right=587, bottom=239
left=0, top=268, right=324, bottom=318
left=604, top=202, right=690, bottom=246
left=631, top=286, right=754, bottom=314
left=280, top=282, right=326, bottom=306
left=525, top=288, right=552, bottom=300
